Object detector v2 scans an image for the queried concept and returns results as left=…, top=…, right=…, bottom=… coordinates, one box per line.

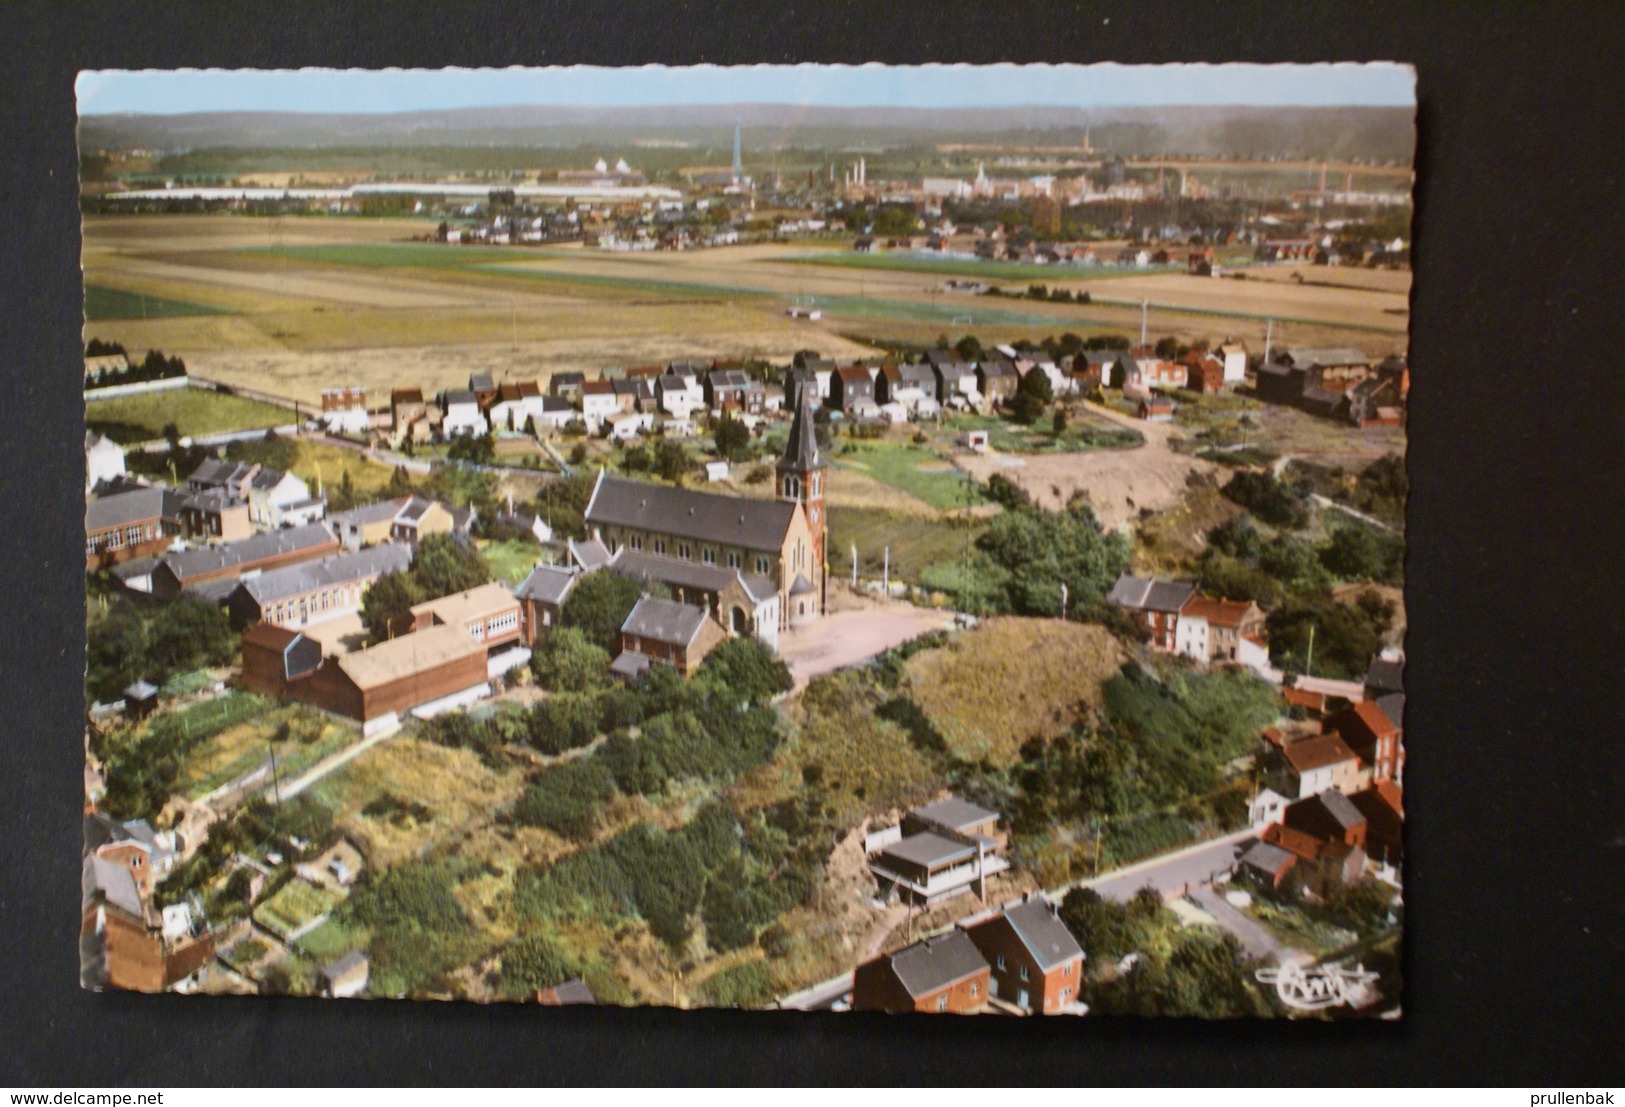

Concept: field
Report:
left=85, top=284, right=233, bottom=321
left=281, top=440, right=399, bottom=498
left=478, top=538, right=543, bottom=584
left=901, top=617, right=1127, bottom=765
left=81, top=216, right=1409, bottom=411
left=175, top=702, right=357, bottom=801
left=833, top=441, right=988, bottom=512
left=786, top=249, right=1189, bottom=284
left=253, top=878, right=343, bottom=941
left=941, top=411, right=1142, bottom=454
left=85, top=386, right=293, bottom=443
left=826, top=506, right=988, bottom=584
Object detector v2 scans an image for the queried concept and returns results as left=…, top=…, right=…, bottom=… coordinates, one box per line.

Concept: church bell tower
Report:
left=776, top=384, right=827, bottom=602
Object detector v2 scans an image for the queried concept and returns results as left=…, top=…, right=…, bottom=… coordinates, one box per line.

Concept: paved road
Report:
left=1189, top=884, right=1308, bottom=965
left=775, top=972, right=855, bottom=1012
left=776, top=604, right=955, bottom=688
left=1069, top=827, right=1258, bottom=903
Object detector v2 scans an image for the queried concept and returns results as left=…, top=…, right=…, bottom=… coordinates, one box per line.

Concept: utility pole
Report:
left=1305, top=623, right=1316, bottom=677
left=1140, top=299, right=1148, bottom=349
left=882, top=544, right=890, bottom=595
left=269, top=743, right=281, bottom=805
left=1264, top=317, right=1273, bottom=366
left=851, top=542, right=858, bottom=588
left=1060, top=582, right=1068, bottom=620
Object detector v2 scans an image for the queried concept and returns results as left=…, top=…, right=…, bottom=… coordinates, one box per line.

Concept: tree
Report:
left=1009, top=366, right=1053, bottom=425
left=713, top=413, right=751, bottom=462
left=652, top=438, right=689, bottom=482
left=953, top=334, right=985, bottom=362
left=562, top=571, right=645, bottom=653
left=1222, top=471, right=1311, bottom=529
left=499, top=930, right=576, bottom=999
left=1052, top=409, right=1069, bottom=436
left=1321, top=524, right=1404, bottom=584
left=359, top=570, right=423, bottom=643
left=975, top=500, right=1131, bottom=618
left=697, top=637, right=792, bottom=704
left=446, top=433, right=496, bottom=465
left=1154, top=336, right=1181, bottom=359
left=412, top=533, right=490, bottom=599
left=530, top=627, right=610, bottom=693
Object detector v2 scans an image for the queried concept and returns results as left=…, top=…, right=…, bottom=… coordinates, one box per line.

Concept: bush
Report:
left=511, top=758, right=616, bottom=839
left=696, top=637, right=792, bottom=704
left=499, top=930, right=577, bottom=999
left=702, top=960, right=776, bottom=1008
left=1221, top=471, right=1311, bottom=529
left=562, top=571, right=645, bottom=653
left=530, top=627, right=610, bottom=693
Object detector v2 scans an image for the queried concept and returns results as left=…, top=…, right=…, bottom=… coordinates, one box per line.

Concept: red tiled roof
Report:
left=1283, top=687, right=1327, bottom=711
left=580, top=380, right=614, bottom=395
left=1180, top=595, right=1257, bottom=627
left=1281, top=733, right=1359, bottom=773
left=242, top=622, right=301, bottom=650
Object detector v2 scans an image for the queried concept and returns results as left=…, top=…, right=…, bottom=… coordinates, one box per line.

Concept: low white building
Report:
left=1219, top=341, right=1249, bottom=384
left=84, top=431, right=127, bottom=492
left=440, top=390, right=488, bottom=438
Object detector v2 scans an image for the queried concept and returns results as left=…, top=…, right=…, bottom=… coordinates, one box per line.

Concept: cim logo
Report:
left=1254, top=962, right=1380, bottom=1011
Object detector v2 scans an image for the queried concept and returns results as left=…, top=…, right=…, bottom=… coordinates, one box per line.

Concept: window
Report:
left=936, top=996, right=948, bottom=1012
left=756, top=556, right=769, bottom=575
left=107, top=529, right=123, bottom=550
left=630, top=535, right=643, bottom=551
left=1019, top=965, right=1029, bottom=982
left=996, top=955, right=1006, bottom=971
left=86, top=536, right=98, bottom=555
left=1060, top=987, right=1072, bottom=1002
left=969, top=981, right=979, bottom=997
left=678, top=542, right=691, bottom=561
left=654, top=538, right=666, bottom=555
left=1063, top=963, right=1073, bottom=977
left=811, top=472, right=821, bottom=497
left=727, top=551, right=740, bottom=569
left=702, top=547, right=715, bottom=565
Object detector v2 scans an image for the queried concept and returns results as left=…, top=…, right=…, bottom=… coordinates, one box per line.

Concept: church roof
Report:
left=585, top=472, right=797, bottom=554
left=776, top=385, right=823, bottom=474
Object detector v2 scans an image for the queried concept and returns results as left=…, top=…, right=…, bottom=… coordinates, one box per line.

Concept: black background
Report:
left=2, top=0, right=1620, bottom=1087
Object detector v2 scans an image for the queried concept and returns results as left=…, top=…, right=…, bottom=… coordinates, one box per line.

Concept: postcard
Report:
left=80, top=63, right=1411, bottom=1016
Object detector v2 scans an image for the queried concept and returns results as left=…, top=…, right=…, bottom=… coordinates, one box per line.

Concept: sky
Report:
left=77, top=63, right=1414, bottom=116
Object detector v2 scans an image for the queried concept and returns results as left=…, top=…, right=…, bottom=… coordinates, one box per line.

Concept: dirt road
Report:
left=776, top=598, right=955, bottom=688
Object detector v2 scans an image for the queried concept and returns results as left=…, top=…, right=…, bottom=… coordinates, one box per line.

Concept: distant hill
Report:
left=80, top=103, right=1414, bottom=164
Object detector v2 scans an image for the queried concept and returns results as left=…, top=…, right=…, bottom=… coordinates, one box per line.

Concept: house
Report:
left=494, top=507, right=553, bottom=545
left=867, top=797, right=1011, bottom=907
left=611, top=595, right=728, bottom=680
left=81, top=850, right=212, bottom=994
left=549, top=372, right=586, bottom=400
left=583, top=391, right=826, bottom=628
left=225, top=544, right=413, bottom=631
left=1256, top=347, right=1372, bottom=418
left=852, top=931, right=991, bottom=1015
left=1325, top=699, right=1403, bottom=783
left=925, top=349, right=980, bottom=410
left=388, top=497, right=454, bottom=546
left=391, top=388, right=427, bottom=436
left=976, top=356, right=1020, bottom=408
left=85, top=431, right=127, bottom=493
left=1137, top=396, right=1174, bottom=422
left=151, top=523, right=340, bottom=600
left=830, top=365, right=877, bottom=412
left=185, top=459, right=315, bottom=531
left=1349, top=780, right=1404, bottom=868
left=1174, top=595, right=1267, bottom=663
left=327, top=496, right=412, bottom=551
left=1179, top=350, right=1227, bottom=393
left=485, top=380, right=545, bottom=431
left=963, top=894, right=1086, bottom=1014
left=704, top=369, right=765, bottom=415
left=467, top=373, right=498, bottom=409
left=440, top=389, right=488, bottom=438
left=85, top=486, right=186, bottom=569
left=1218, top=340, right=1249, bottom=384
left=607, top=377, right=646, bottom=414
left=1236, top=839, right=1298, bottom=892
left=1254, top=789, right=1371, bottom=896
left=319, top=387, right=370, bottom=435
left=84, top=812, right=177, bottom=899
left=1105, top=575, right=1199, bottom=650
left=1343, top=374, right=1405, bottom=428
left=319, top=951, right=369, bottom=999
left=1365, top=656, right=1405, bottom=699
left=515, top=563, right=580, bottom=645
left=1268, top=732, right=1366, bottom=801
left=656, top=372, right=705, bottom=419
left=579, top=380, right=619, bottom=428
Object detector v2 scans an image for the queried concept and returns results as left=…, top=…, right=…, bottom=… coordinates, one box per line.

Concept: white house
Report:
left=84, top=431, right=127, bottom=493
left=526, top=395, right=577, bottom=432
left=579, top=382, right=620, bottom=429
left=319, top=388, right=371, bottom=436
left=1248, top=787, right=1291, bottom=829
left=705, top=460, right=730, bottom=482
left=440, top=390, right=488, bottom=438
left=248, top=470, right=317, bottom=529
left=1218, top=341, right=1249, bottom=384
left=609, top=412, right=655, bottom=442
left=656, top=373, right=705, bottom=419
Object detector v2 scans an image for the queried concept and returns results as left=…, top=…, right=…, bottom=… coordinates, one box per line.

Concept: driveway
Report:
left=776, top=603, right=955, bottom=688
left=1189, top=883, right=1310, bottom=966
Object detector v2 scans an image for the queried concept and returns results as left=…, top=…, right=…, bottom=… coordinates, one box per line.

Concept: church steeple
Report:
left=776, top=384, right=826, bottom=605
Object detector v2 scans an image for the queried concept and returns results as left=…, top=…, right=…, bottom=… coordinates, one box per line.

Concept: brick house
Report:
left=150, top=522, right=339, bottom=599
left=1325, top=699, right=1404, bottom=783
left=610, top=596, right=727, bottom=680
left=1349, top=780, right=1404, bottom=868
left=830, top=365, right=877, bottom=412
left=1270, top=733, right=1366, bottom=800
left=1179, top=350, right=1227, bottom=393
left=514, top=563, right=580, bottom=645
left=963, top=894, right=1086, bottom=1014
left=975, top=356, right=1020, bottom=409
left=225, top=543, right=412, bottom=631
left=1105, top=574, right=1199, bottom=650
left=852, top=930, right=991, bottom=1014
left=85, top=486, right=185, bottom=570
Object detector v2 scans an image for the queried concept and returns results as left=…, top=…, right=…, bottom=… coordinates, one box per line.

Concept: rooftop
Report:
left=886, top=931, right=988, bottom=999
left=408, top=582, right=519, bottom=630
left=160, top=523, right=336, bottom=582
left=997, top=896, right=1084, bottom=971
left=585, top=473, right=798, bottom=554
left=912, top=797, right=999, bottom=833
left=620, top=596, right=711, bottom=647
left=1281, top=733, right=1359, bottom=773
left=515, top=563, right=579, bottom=606
left=237, top=544, right=412, bottom=606
left=337, top=623, right=483, bottom=691
left=879, top=832, right=976, bottom=870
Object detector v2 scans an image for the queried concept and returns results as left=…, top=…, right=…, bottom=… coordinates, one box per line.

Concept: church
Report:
left=581, top=384, right=828, bottom=633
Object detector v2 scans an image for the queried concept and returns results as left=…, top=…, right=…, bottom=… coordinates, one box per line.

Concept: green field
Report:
left=254, top=879, right=343, bottom=942
left=234, top=242, right=550, bottom=269
left=804, top=294, right=1103, bottom=329
left=84, top=284, right=234, bottom=321
left=834, top=442, right=988, bottom=511
left=478, top=538, right=542, bottom=584
left=827, top=506, right=989, bottom=584
left=479, top=264, right=771, bottom=300
left=786, top=250, right=1186, bottom=283
left=85, top=387, right=294, bottom=443
left=942, top=412, right=1142, bottom=454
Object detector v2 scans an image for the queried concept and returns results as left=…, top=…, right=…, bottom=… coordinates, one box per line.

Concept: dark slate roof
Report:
left=777, top=386, right=824, bottom=474
left=1365, top=658, right=1405, bottom=697
left=187, top=458, right=255, bottom=486
left=1105, top=574, right=1199, bottom=614
left=568, top=536, right=612, bottom=571
left=608, top=548, right=775, bottom=605
left=540, top=979, right=597, bottom=1005
left=887, top=931, right=989, bottom=999
left=469, top=374, right=495, bottom=391
left=924, top=349, right=971, bottom=373
left=444, top=389, right=478, bottom=406
left=328, top=497, right=410, bottom=530
left=1312, top=789, right=1367, bottom=832
left=912, top=797, right=998, bottom=833
left=86, top=487, right=185, bottom=532
left=708, top=369, right=752, bottom=390
left=111, top=555, right=162, bottom=582
left=977, top=358, right=1018, bottom=379
left=609, top=650, right=654, bottom=679
left=538, top=395, right=573, bottom=412
left=585, top=473, right=797, bottom=554
left=1000, top=896, right=1085, bottom=971
left=237, top=544, right=412, bottom=605
left=880, top=832, right=975, bottom=869
left=1282, top=347, right=1369, bottom=368
left=1375, top=692, right=1405, bottom=730
left=1239, top=840, right=1297, bottom=874
left=620, top=596, right=710, bottom=646
left=515, top=563, right=579, bottom=605
left=894, top=362, right=938, bottom=385
left=789, top=572, right=816, bottom=597
left=160, top=523, right=335, bottom=583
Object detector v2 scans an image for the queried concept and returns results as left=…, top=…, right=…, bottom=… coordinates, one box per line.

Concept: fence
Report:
left=83, top=375, right=189, bottom=401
